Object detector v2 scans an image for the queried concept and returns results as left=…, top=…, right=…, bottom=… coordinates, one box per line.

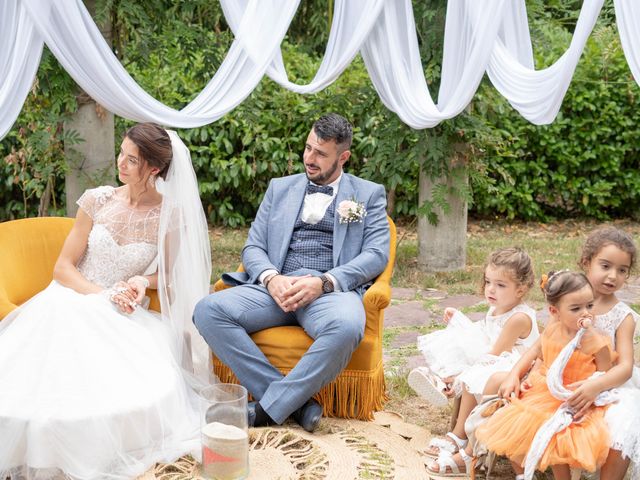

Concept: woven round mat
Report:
left=140, top=411, right=432, bottom=480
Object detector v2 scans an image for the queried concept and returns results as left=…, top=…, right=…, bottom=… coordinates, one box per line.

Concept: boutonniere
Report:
left=337, top=198, right=367, bottom=224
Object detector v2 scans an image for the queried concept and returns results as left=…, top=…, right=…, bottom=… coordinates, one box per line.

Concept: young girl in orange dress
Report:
left=475, top=271, right=615, bottom=480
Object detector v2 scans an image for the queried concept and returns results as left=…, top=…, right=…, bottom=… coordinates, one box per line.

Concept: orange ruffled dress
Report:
left=476, top=322, right=614, bottom=472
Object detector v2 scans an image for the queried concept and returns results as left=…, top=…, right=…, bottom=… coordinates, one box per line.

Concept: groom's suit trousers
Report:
left=193, top=272, right=365, bottom=424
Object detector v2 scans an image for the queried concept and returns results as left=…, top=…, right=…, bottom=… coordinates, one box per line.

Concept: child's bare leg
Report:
left=452, top=389, right=477, bottom=439
left=551, top=464, right=571, bottom=480
left=600, top=449, right=630, bottom=480
left=483, top=372, right=508, bottom=395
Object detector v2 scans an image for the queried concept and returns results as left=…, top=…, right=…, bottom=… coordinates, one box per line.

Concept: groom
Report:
left=194, top=113, right=389, bottom=432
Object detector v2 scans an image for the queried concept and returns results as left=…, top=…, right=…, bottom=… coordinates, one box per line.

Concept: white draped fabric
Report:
left=1, top=0, right=300, bottom=137
left=223, top=0, right=385, bottom=94
left=487, top=0, right=604, bottom=125
left=615, top=0, right=640, bottom=87
left=0, top=1, right=44, bottom=139
left=1, top=0, right=640, bottom=139
left=361, top=0, right=508, bottom=129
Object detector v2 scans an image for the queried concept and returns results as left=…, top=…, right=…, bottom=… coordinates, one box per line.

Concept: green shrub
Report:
left=0, top=49, right=78, bottom=219
left=471, top=20, right=640, bottom=220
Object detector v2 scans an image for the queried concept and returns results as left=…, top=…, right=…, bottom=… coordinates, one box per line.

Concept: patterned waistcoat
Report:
left=281, top=199, right=335, bottom=274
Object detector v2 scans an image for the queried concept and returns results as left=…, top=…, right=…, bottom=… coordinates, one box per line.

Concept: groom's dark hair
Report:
left=313, top=113, right=352, bottom=152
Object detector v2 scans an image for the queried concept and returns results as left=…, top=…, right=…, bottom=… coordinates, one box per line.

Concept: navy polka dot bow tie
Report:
left=306, top=184, right=333, bottom=195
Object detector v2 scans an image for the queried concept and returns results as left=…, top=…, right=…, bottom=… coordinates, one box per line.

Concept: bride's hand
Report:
left=104, top=282, right=136, bottom=314
left=127, top=276, right=149, bottom=304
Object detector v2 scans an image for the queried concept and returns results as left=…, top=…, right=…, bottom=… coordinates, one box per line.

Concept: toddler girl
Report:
left=476, top=271, right=614, bottom=480
left=410, top=247, right=539, bottom=472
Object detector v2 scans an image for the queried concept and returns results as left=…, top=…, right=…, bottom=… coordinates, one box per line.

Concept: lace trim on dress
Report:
left=74, top=187, right=161, bottom=288
left=594, top=301, right=638, bottom=347
left=76, top=225, right=157, bottom=289
left=77, top=186, right=161, bottom=246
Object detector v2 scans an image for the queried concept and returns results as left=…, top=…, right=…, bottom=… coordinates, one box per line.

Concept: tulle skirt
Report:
left=417, top=311, right=492, bottom=379
left=0, top=281, right=201, bottom=480
left=475, top=371, right=610, bottom=472
left=456, top=351, right=521, bottom=397
left=605, top=367, right=640, bottom=476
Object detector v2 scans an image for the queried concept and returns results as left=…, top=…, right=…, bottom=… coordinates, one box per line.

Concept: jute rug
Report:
left=138, top=411, right=432, bottom=480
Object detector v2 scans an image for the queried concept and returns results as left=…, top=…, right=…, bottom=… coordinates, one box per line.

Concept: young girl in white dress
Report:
left=0, top=124, right=212, bottom=480
left=409, top=247, right=539, bottom=475
left=576, top=227, right=640, bottom=479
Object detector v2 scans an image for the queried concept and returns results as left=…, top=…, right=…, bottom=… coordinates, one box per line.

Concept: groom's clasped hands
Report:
left=266, top=274, right=323, bottom=312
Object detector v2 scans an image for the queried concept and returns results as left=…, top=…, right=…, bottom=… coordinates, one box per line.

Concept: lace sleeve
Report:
left=76, top=186, right=115, bottom=219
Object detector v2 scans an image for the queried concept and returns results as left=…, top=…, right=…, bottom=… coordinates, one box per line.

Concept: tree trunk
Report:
left=64, top=0, right=115, bottom=217
left=417, top=165, right=468, bottom=272
left=386, top=188, right=396, bottom=217
left=38, top=176, right=53, bottom=217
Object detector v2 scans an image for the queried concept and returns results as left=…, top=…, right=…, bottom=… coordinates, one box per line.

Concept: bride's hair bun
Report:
left=125, top=123, right=172, bottom=179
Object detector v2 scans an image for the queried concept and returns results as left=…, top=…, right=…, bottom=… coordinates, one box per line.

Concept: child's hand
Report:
left=442, top=307, right=456, bottom=324
left=520, top=379, right=533, bottom=392
left=498, top=373, right=522, bottom=399
left=442, top=376, right=456, bottom=397
left=567, top=379, right=600, bottom=420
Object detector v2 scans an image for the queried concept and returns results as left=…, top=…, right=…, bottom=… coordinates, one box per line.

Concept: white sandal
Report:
left=408, top=367, right=449, bottom=407
left=423, top=431, right=468, bottom=459
left=426, top=449, right=473, bottom=479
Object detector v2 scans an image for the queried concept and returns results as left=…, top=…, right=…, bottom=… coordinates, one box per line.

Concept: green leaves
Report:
left=472, top=16, right=640, bottom=221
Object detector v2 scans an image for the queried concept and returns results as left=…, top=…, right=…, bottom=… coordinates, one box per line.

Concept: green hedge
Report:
left=471, top=21, right=640, bottom=220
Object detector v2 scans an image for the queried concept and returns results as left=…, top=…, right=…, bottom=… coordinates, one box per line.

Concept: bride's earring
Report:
left=148, top=174, right=156, bottom=187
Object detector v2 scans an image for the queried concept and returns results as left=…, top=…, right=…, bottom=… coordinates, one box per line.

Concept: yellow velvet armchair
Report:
left=212, top=217, right=396, bottom=420
left=0, top=217, right=160, bottom=320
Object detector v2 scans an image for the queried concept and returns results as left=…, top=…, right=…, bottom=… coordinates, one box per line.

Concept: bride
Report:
left=0, top=123, right=213, bottom=480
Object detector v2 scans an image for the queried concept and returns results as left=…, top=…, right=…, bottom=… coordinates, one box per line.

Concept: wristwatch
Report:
left=319, top=274, right=334, bottom=294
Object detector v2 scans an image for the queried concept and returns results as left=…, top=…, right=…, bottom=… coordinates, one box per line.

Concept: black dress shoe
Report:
left=248, top=401, right=276, bottom=427
left=247, top=401, right=257, bottom=427
left=292, top=399, right=323, bottom=433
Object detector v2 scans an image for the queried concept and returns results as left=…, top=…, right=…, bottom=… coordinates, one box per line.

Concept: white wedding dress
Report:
left=0, top=187, right=201, bottom=480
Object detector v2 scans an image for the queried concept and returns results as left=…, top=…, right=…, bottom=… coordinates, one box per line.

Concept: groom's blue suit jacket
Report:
left=223, top=173, right=390, bottom=293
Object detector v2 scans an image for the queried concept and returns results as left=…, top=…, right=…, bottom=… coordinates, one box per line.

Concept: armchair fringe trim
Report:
left=213, top=360, right=387, bottom=421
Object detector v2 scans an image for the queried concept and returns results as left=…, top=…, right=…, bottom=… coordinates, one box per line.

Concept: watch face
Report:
left=322, top=276, right=334, bottom=293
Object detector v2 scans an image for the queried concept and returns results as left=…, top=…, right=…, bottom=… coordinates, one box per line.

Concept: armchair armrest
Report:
left=213, top=278, right=229, bottom=292
left=363, top=277, right=391, bottom=311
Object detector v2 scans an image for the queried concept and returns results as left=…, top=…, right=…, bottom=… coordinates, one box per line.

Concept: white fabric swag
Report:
left=1, top=0, right=639, bottom=139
